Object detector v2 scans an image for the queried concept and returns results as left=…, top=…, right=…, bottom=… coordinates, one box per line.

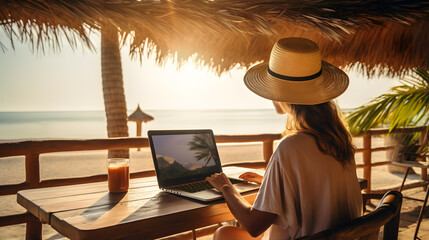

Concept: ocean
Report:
left=0, top=109, right=287, bottom=140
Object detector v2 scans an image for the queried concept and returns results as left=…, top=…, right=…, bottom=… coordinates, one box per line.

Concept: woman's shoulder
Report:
left=271, top=132, right=317, bottom=167
left=273, top=133, right=315, bottom=158
left=279, top=132, right=314, bottom=147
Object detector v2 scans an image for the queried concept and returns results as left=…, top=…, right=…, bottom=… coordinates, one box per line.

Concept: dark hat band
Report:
left=268, top=67, right=322, bottom=81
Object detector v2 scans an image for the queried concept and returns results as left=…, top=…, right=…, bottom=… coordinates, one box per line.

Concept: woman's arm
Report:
left=206, top=173, right=277, bottom=237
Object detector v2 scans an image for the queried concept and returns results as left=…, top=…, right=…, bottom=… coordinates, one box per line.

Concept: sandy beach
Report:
left=0, top=136, right=425, bottom=239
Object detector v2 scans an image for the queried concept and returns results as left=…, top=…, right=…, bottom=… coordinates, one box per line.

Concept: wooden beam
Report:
left=215, top=134, right=281, bottom=143
left=263, top=140, right=274, bottom=163
left=354, top=126, right=427, bottom=136
left=362, top=134, right=372, bottom=193
left=0, top=212, right=29, bottom=227
left=0, top=138, right=150, bottom=157
left=25, top=153, right=40, bottom=188
left=0, top=183, right=29, bottom=196
left=0, top=171, right=157, bottom=196
left=0, top=135, right=284, bottom=158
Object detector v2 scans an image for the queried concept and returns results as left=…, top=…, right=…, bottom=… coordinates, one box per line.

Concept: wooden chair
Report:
left=297, top=190, right=403, bottom=240
left=391, top=152, right=429, bottom=240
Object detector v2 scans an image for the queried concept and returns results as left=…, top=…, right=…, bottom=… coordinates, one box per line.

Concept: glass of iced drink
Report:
left=107, top=158, right=130, bottom=193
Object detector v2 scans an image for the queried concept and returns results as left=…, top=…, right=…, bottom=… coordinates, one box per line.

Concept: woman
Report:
left=206, top=38, right=362, bottom=239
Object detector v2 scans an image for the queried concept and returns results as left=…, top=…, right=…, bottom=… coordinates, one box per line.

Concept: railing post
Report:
left=419, top=127, right=428, bottom=191
left=263, top=140, right=274, bottom=164
left=362, top=134, right=372, bottom=193
left=25, top=153, right=40, bottom=187
left=136, top=121, right=142, bottom=151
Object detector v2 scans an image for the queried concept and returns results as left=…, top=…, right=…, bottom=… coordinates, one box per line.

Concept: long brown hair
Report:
left=282, top=101, right=355, bottom=165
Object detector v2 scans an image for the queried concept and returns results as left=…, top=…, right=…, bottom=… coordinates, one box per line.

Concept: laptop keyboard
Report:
left=169, top=178, right=244, bottom=193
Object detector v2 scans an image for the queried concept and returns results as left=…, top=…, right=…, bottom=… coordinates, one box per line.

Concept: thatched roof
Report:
left=128, top=105, right=154, bottom=122
left=1, top=0, right=429, bottom=77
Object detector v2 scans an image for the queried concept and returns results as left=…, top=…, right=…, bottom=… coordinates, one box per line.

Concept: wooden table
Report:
left=17, top=167, right=368, bottom=240
left=17, top=167, right=262, bottom=239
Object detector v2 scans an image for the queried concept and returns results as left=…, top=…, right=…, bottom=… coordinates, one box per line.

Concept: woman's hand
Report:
left=239, top=172, right=263, bottom=184
left=206, top=172, right=276, bottom=237
left=205, top=172, right=233, bottom=192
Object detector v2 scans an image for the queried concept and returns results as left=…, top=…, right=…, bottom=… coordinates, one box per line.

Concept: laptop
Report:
left=148, top=129, right=260, bottom=202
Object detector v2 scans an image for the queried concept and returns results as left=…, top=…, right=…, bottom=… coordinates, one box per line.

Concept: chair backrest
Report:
left=297, top=190, right=403, bottom=240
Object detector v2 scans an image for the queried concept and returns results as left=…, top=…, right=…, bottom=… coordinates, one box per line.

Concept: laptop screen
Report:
left=148, top=129, right=222, bottom=187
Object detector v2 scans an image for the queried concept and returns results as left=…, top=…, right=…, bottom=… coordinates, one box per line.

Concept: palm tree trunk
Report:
left=101, top=26, right=129, bottom=158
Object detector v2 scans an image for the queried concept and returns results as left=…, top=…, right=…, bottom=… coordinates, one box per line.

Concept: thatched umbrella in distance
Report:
left=1, top=1, right=428, bottom=156
left=128, top=104, right=153, bottom=151
left=128, top=105, right=154, bottom=137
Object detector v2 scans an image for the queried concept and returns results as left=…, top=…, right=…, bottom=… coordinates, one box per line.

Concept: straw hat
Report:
left=244, top=37, right=349, bottom=105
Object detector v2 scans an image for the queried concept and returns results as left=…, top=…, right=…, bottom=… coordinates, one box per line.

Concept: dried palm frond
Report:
left=1, top=0, right=429, bottom=76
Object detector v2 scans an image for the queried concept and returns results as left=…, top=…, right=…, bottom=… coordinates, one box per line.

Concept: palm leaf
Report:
left=347, top=68, right=429, bottom=135
left=188, top=134, right=216, bottom=166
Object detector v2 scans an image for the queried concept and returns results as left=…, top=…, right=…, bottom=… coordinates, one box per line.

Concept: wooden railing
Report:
left=0, top=134, right=280, bottom=195
left=0, top=127, right=427, bottom=238
left=354, top=126, right=428, bottom=193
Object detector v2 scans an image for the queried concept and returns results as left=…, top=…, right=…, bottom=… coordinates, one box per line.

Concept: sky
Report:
left=0, top=31, right=402, bottom=112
